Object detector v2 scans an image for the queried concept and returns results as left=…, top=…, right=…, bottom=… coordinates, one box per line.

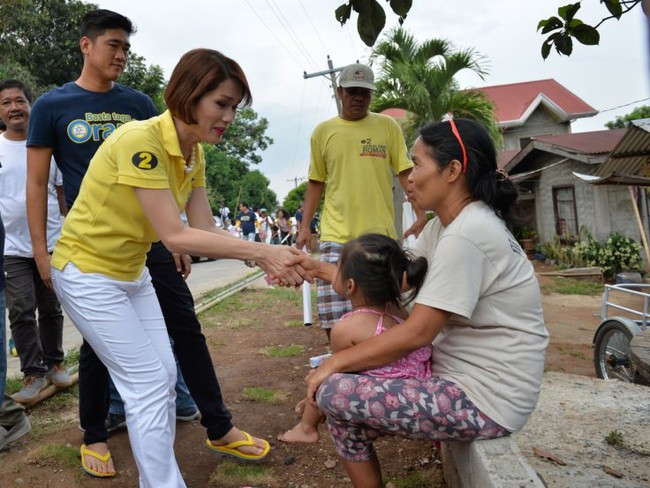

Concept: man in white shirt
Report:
left=0, top=79, right=70, bottom=404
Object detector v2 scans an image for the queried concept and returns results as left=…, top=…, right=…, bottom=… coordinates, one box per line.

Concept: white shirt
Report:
left=0, top=134, right=63, bottom=256
left=410, top=201, right=549, bottom=432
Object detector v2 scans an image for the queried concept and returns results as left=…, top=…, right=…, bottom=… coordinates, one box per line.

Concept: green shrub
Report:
left=573, top=230, right=642, bottom=279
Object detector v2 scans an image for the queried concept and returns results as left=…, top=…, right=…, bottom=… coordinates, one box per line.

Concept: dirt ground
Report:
left=0, top=263, right=606, bottom=488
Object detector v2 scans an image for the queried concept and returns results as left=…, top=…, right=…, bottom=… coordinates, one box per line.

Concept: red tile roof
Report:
left=381, top=108, right=408, bottom=120
left=533, top=129, right=626, bottom=155
left=477, top=79, right=597, bottom=127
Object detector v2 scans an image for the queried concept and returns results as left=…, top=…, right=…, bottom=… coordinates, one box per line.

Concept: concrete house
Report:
left=478, top=79, right=638, bottom=244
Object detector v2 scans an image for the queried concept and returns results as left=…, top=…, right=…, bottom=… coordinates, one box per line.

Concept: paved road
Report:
left=5, top=259, right=256, bottom=379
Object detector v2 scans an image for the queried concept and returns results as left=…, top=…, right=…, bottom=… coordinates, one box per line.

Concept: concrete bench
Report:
left=440, top=437, right=545, bottom=488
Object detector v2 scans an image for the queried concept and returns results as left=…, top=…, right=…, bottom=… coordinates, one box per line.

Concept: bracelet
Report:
left=244, top=259, right=256, bottom=268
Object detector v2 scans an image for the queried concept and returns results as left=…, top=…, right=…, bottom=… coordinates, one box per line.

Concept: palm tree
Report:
left=369, top=28, right=502, bottom=147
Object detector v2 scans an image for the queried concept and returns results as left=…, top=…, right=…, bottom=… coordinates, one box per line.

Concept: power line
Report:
left=243, top=0, right=304, bottom=70
left=266, top=0, right=318, bottom=71
left=298, top=0, right=328, bottom=55
left=598, top=97, right=650, bottom=114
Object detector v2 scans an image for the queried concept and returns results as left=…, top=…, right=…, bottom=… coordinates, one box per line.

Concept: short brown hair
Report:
left=165, top=49, right=252, bottom=124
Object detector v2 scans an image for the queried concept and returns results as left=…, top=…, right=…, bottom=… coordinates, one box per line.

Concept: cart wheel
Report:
left=593, top=320, right=635, bottom=382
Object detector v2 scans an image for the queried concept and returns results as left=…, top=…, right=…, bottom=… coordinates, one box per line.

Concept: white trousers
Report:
left=52, top=263, right=185, bottom=488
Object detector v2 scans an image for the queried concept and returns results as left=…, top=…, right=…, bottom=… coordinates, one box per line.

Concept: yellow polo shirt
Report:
left=51, top=110, right=205, bottom=280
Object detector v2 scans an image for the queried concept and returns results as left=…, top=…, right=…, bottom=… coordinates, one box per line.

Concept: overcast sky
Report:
left=97, top=0, right=647, bottom=201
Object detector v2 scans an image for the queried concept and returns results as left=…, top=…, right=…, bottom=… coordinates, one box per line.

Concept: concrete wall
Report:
left=440, top=438, right=544, bottom=488
left=534, top=160, right=638, bottom=243
left=503, top=108, right=571, bottom=151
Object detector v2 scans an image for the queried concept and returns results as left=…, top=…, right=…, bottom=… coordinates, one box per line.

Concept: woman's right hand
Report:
left=257, top=245, right=309, bottom=286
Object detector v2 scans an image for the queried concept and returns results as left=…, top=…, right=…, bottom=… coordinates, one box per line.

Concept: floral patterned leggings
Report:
left=316, top=373, right=510, bottom=462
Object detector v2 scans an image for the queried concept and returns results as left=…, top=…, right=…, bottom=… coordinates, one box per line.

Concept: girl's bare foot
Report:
left=277, top=422, right=320, bottom=444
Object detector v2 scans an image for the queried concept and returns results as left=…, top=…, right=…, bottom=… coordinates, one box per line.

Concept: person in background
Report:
left=299, top=118, right=548, bottom=487
left=0, top=79, right=70, bottom=405
left=295, top=63, right=426, bottom=342
left=0, top=210, right=32, bottom=451
left=236, top=202, right=257, bottom=242
left=278, top=233, right=428, bottom=444
left=294, top=201, right=304, bottom=238
left=47, top=48, right=306, bottom=486
left=219, top=200, right=230, bottom=227
left=258, top=208, right=273, bottom=244
left=276, top=208, right=292, bottom=245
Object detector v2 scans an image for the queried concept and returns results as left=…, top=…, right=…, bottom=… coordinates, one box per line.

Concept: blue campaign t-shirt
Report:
left=237, top=211, right=257, bottom=235
left=27, top=82, right=157, bottom=208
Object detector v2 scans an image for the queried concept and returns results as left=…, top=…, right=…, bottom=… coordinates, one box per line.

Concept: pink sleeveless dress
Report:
left=340, top=308, right=432, bottom=380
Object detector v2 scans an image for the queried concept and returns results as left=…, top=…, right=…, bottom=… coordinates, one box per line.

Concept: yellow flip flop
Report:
left=80, top=444, right=116, bottom=478
left=206, top=431, right=270, bottom=461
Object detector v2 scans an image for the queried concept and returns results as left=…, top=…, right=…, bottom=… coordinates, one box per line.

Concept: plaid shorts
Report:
left=317, top=241, right=352, bottom=329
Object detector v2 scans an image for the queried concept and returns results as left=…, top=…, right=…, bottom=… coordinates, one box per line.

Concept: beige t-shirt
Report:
left=410, top=201, right=548, bottom=432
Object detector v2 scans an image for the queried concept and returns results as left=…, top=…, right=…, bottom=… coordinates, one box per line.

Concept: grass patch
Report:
left=26, top=443, right=79, bottom=469
left=208, top=460, right=276, bottom=488
left=4, top=376, right=23, bottom=395
left=200, top=292, right=247, bottom=318
left=284, top=319, right=304, bottom=327
left=62, top=348, right=80, bottom=368
left=553, top=277, right=603, bottom=296
left=605, top=430, right=625, bottom=447
left=263, top=344, right=304, bottom=357
left=241, top=387, right=288, bottom=405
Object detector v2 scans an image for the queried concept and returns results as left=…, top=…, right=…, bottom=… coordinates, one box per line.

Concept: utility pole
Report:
left=304, top=55, right=344, bottom=115
left=287, top=176, right=306, bottom=188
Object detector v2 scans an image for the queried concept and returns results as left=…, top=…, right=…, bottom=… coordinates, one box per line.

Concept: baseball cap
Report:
left=338, top=63, right=376, bottom=91
left=260, top=208, right=267, bottom=212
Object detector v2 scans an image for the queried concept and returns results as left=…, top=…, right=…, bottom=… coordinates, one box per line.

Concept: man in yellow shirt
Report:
left=295, top=63, right=425, bottom=340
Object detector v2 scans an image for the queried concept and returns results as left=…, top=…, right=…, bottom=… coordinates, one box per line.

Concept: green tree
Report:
left=369, top=28, right=501, bottom=146
left=0, top=0, right=164, bottom=102
left=219, top=108, right=273, bottom=166
left=605, top=105, right=650, bottom=129
left=202, top=108, right=276, bottom=213
left=0, top=0, right=96, bottom=89
left=119, top=53, right=166, bottom=112
left=239, top=171, right=278, bottom=211
left=0, top=60, right=40, bottom=96
left=283, top=181, right=324, bottom=217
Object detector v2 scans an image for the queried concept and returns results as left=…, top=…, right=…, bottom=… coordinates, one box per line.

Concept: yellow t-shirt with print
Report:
left=308, top=112, right=412, bottom=244
left=51, top=110, right=205, bottom=280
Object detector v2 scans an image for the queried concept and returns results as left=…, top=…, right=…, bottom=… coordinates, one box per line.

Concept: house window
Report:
left=552, top=186, right=578, bottom=241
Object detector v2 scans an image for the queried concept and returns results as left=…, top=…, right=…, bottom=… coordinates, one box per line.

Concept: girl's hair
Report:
left=418, top=118, right=519, bottom=221
left=165, top=49, right=252, bottom=125
left=339, top=233, right=428, bottom=308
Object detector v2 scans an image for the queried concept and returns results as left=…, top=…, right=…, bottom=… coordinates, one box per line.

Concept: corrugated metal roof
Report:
left=477, top=79, right=597, bottom=126
left=597, top=119, right=650, bottom=177
left=533, top=129, right=626, bottom=155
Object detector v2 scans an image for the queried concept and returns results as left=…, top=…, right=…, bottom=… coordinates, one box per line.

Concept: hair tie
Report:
left=495, top=168, right=509, bottom=181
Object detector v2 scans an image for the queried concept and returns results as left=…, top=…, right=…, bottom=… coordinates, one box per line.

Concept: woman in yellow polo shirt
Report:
left=50, top=49, right=305, bottom=487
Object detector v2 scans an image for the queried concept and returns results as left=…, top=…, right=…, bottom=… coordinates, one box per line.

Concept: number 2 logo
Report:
left=131, top=152, right=158, bottom=170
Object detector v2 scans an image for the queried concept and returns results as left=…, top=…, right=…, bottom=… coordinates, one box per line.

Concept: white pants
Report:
left=52, top=263, right=185, bottom=488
